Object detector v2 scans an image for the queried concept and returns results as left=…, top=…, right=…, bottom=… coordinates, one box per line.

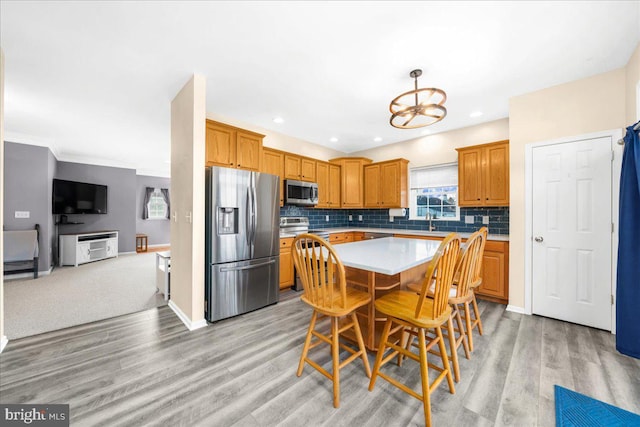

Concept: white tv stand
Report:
left=59, top=231, right=119, bottom=267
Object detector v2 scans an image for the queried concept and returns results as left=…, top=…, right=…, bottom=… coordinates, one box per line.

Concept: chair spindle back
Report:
left=454, top=229, right=485, bottom=298
left=416, top=233, right=461, bottom=319
left=292, top=234, right=347, bottom=311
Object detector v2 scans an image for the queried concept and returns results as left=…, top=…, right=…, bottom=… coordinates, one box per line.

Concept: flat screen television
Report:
left=52, top=179, right=108, bottom=214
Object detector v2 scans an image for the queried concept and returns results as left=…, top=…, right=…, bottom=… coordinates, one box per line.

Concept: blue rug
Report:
left=555, top=385, right=640, bottom=426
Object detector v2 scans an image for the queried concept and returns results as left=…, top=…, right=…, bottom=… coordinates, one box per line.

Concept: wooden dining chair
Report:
left=292, top=233, right=371, bottom=408
left=368, top=234, right=461, bottom=427
left=468, top=227, right=488, bottom=346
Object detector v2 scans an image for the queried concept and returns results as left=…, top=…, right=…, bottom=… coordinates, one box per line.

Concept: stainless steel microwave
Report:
left=284, top=179, right=318, bottom=206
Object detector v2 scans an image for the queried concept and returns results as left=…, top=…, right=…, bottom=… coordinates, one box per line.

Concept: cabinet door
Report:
left=364, top=165, right=381, bottom=207
left=341, top=159, right=365, bottom=208
left=236, top=131, right=262, bottom=171
left=106, top=238, right=118, bottom=257
left=316, top=162, right=329, bottom=208
left=328, top=164, right=341, bottom=207
left=262, top=149, right=284, bottom=206
left=77, top=242, right=91, bottom=265
left=206, top=122, right=236, bottom=167
left=279, top=238, right=294, bottom=289
left=284, top=155, right=302, bottom=180
left=478, top=250, right=505, bottom=299
left=484, top=143, right=509, bottom=205
left=380, top=162, right=401, bottom=207
left=300, top=158, right=316, bottom=182
left=458, top=148, right=483, bottom=206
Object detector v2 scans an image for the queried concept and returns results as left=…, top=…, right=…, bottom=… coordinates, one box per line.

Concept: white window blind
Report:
left=410, top=163, right=458, bottom=189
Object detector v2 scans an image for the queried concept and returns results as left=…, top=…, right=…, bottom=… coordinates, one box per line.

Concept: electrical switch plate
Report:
left=482, top=216, right=490, bottom=225
left=465, top=215, right=474, bottom=224
left=389, top=216, right=394, bottom=222
left=15, top=211, right=30, bottom=219
left=358, top=215, right=363, bottom=221
left=325, top=215, right=329, bottom=222
left=348, top=215, right=353, bottom=221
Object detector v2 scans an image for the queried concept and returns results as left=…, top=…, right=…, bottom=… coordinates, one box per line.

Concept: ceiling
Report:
left=1, top=1, right=639, bottom=176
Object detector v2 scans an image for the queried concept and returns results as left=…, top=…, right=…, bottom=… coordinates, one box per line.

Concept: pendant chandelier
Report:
left=389, top=69, right=447, bottom=129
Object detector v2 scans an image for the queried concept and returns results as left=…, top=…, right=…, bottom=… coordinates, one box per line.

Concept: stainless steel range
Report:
left=279, top=217, right=330, bottom=291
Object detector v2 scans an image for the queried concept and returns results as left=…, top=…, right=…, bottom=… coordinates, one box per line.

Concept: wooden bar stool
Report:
left=368, top=234, right=461, bottom=427
left=292, top=233, right=371, bottom=408
left=468, top=227, right=488, bottom=347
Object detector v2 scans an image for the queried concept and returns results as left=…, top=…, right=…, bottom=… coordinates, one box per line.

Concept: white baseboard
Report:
left=506, top=304, right=526, bottom=314
left=0, top=335, right=8, bottom=353
left=168, top=300, right=208, bottom=331
left=149, top=243, right=170, bottom=248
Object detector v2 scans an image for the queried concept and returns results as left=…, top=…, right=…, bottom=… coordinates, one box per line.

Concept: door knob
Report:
left=534, top=236, right=544, bottom=242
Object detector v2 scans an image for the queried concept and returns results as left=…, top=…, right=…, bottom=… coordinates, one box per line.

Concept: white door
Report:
left=532, top=136, right=612, bottom=330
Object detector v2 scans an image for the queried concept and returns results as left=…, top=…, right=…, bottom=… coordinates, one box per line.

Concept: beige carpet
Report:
left=3, top=252, right=166, bottom=339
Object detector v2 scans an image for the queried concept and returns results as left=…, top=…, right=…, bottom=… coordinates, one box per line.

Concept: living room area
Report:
left=2, top=141, right=171, bottom=339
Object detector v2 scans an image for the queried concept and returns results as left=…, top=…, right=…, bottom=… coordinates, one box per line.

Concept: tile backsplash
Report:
left=280, top=206, right=509, bottom=235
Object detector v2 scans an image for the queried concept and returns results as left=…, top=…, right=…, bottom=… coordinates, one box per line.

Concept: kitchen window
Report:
left=409, top=163, right=460, bottom=221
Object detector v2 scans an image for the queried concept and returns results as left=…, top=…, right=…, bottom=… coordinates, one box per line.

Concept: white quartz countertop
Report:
left=331, top=237, right=442, bottom=275
left=309, top=227, right=509, bottom=242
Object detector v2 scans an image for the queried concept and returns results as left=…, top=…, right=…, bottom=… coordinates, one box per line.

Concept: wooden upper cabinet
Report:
left=205, top=120, right=264, bottom=171
left=364, top=159, right=409, bottom=208
left=317, top=161, right=341, bottom=208
left=364, top=165, right=381, bottom=207
left=236, top=131, right=262, bottom=171
left=284, top=154, right=316, bottom=182
left=330, top=157, right=372, bottom=208
left=206, top=121, right=235, bottom=167
left=457, top=140, right=509, bottom=207
left=262, top=148, right=284, bottom=206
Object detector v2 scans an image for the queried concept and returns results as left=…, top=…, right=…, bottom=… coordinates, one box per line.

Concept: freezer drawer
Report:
left=206, top=256, right=279, bottom=322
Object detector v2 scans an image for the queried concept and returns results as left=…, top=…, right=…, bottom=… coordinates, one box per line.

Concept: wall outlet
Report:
left=325, top=215, right=330, bottom=222
left=15, top=211, right=30, bottom=219
left=358, top=215, right=363, bottom=221
left=389, top=216, right=394, bottom=222
left=482, top=216, right=490, bottom=225
left=465, top=215, right=474, bottom=224
left=348, top=215, right=353, bottom=221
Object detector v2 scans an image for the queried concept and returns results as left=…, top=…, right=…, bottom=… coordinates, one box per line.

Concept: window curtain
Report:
left=160, top=188, right=170, bottom=220
left=616, top=121, right=640, bottom=359
left=410, top=163, right=458, bottom=189
left=142, top=187, right=154, bottom=220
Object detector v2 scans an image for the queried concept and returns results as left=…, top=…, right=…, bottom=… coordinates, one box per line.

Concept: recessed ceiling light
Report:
left=329, top=137, right=338, bottom=143
left=420, top=129, right=432, bottom=136
left=470, top=111, right=483, bottom=118
left=273, top=117, right=284, bottom=124
left=374, top=137, right=383, bottom=142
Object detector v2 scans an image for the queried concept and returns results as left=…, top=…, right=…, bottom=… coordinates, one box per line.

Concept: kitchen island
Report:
left=331, top=237, right=442, bottom=350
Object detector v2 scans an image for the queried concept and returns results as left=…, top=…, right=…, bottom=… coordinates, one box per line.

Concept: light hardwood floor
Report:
left=1, top=290, right=639, bottom=426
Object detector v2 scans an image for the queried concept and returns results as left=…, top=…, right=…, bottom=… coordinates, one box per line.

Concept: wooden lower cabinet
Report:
left=393, top=233, right=509, bottom=304
left=279, top=237, right=294, bottom=289
left=329, top=232, right=348, bottom=245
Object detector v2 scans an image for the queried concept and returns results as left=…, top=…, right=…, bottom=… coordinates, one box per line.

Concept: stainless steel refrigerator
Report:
left=205, top=166, right=280, bottom=322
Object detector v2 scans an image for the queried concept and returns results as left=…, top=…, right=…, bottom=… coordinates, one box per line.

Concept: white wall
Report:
left=170, top=74, right=206, bottom=329
left=1, top=49, right=6, bottom=352
left=350, top=118, right=509, bottom=167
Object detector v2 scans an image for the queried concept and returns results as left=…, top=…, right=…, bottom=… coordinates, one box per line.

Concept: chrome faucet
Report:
left=426, top=212, right=436, bottom=232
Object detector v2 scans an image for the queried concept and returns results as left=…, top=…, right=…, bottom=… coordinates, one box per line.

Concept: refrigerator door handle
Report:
left=219, top=258, right=276, bottom=272
left=245, top=188, right=252, bottom=252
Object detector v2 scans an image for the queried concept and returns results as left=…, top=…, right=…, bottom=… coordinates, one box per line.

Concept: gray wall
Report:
left=55, top=162, right=137, bottom=253
left=136, top=175, right=170, bottom=245
left=3, top=142, right=53, bottom=271
left=47, top=149, right=57, bottom=265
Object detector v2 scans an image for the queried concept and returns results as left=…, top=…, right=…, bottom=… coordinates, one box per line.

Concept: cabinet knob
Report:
left=486, top=197, right=489, bottom=200
left=230, top=162, right=233, bottom=165
left=477, top=198, right=481, bottom=200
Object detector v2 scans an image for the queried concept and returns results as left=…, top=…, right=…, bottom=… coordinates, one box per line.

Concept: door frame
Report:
left=524, top=128, right=623, bottom=333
